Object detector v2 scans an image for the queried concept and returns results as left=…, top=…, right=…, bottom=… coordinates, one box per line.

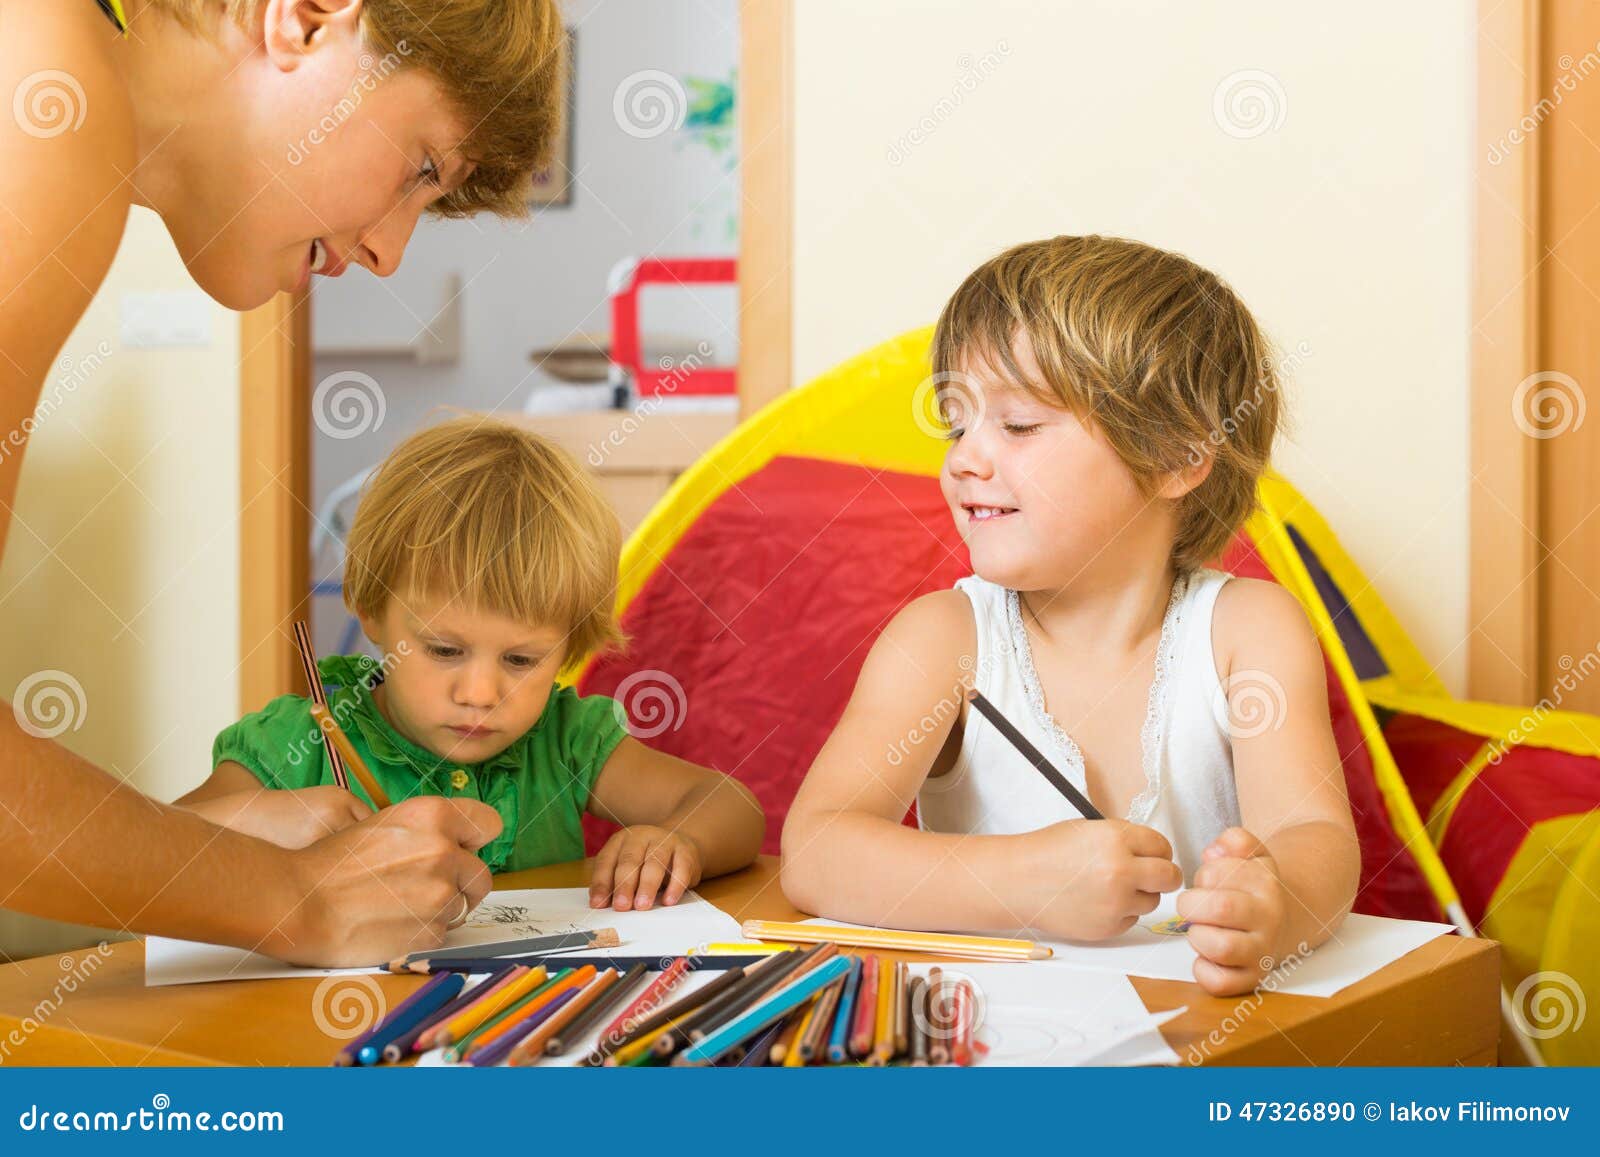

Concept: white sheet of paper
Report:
left=418, top=960, right=1180, bottom=1068
left=798, top=898, right=1453, bottom=999
left=143, top=889, right=742, bottom=987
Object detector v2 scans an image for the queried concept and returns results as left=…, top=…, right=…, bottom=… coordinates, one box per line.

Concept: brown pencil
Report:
left=292, top=620, right=349, bottom=791
left=309, top=701, right=391, bottom=808
left=893, top=960, right=910, bottom=1057
left=506, top=968, right=619, bottom=1065
left=798, top=975, right=844, bottom=1062
left=927, top=966, right=950, bottom=1065
left=908, top=975, right=929, bottom=1066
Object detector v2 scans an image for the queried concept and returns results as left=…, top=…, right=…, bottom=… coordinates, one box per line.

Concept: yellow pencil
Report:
left=434, top=965, right=545, bottom=1048
left=741, top=919, right=1050, bottom=961
left=701, top=942, right=791, bottom=955
left=871, top=954, right=896, bottom=1065
left=782, top=998, right=819, bottom=1067
left=462, top=965, right=596, bottom=1060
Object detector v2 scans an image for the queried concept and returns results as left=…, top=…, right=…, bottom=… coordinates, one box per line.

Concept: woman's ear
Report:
left=260, top=0, right=365, bottom=71
left=1156, top=446, right=1216, bottom=500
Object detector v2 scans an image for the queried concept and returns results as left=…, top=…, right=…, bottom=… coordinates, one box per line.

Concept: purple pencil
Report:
left=465, top=988, right=579, bottom=1067
left=382, top=965, right=520, bottom=1062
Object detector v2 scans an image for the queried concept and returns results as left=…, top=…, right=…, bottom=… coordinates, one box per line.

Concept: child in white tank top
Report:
left=782, top=235, right=1359, bottom=997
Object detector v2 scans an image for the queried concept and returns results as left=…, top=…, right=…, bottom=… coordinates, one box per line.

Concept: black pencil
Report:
left=392, top=953, right=771, bottom=975
left=966, top=689, right=1104, bottom=820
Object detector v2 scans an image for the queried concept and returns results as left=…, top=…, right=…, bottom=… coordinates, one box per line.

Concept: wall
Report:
left=0, top=206, right=241, bottom=956
left=791, top=0, right=1474, bottom=693
left=308, top=0, right=740, bottom=652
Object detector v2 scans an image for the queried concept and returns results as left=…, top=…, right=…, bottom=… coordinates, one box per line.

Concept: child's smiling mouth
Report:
left=963, top=502, right=1019, bottom=523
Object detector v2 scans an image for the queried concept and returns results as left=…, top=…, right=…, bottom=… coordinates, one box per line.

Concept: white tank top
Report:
left=916, top=569, right=1242, bottom=879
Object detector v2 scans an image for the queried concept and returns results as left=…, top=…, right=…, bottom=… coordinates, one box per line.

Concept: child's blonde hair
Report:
left=931, top=234, right=1281, bottom=573
left=343, top=416, right=623, bottom=663
left=149, top=0, right=566, bottom=216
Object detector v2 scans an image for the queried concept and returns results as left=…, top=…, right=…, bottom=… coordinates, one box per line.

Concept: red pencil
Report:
left=592, top=957, right=688, bottom=1056
left=951, top=979, right=975, bottom=1066
left=848, top=954, right=879, bottom=1059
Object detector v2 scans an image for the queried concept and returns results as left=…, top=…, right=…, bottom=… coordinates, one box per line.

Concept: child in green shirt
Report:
left=179, top=416, right=765, bottom=911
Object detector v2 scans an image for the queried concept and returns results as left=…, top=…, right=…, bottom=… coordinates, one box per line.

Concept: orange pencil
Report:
left=309, top=702, right=391, bottom=808
left=507, top=968, right=620, bottom=1065
left=462, top=965, right=596, bottom=1060
left=432, top=965, right=543, bottom=1048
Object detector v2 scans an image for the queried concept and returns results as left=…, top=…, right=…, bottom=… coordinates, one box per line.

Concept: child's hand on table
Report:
left=1178, top=826, right=1292, bottom=996
left=1021, top=819, right=1184, bottom=941
left=588, top=825, right=704, bottom=911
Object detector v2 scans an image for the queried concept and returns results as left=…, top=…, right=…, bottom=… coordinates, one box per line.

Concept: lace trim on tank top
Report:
left=1003, top=572, right=1190, bottom=823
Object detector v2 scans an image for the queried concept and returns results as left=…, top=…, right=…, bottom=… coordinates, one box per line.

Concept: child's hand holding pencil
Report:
left=1016, top=818, right=1183, bottom=941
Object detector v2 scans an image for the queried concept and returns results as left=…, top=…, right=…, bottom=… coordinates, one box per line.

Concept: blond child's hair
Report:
left=343, top=416, right=623, bottom=663
left=148, top=0, right=566, bottom=216
left=931, top=234, right=1281, bottom=573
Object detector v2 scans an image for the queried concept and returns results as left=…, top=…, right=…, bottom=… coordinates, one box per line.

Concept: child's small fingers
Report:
left=588, top=838, right=623, bottom=907
left=1192, top=955, right=1259, bottom=997
left=1178, top=887, right=1256, bottom=931
left=609, top=843, right=647, bottom=910
left=1186, top=922, right=1258, bottom=968
left=662, top=843, right=698, bottom=905
left=632, top=847, right=671, bottom=910
left=1217, top=826, right=1271, bottom=859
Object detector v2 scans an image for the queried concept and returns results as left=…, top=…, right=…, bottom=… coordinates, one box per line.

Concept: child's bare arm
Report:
left=1179, top=579, right=1361, bottom=994
left=176, top=762, right=371, bottom=850
left=584, top=739, right=766, bottom=910
left=782, top=592, right=1181, bottom=937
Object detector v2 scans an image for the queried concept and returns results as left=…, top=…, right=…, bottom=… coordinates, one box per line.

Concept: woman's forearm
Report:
left=0, top=713, right=305, bottom=947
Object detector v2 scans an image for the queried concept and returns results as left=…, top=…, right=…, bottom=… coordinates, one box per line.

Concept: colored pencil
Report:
left=952, top=978, right=975, bottom=1066
left=769, top=1002, right=812, bottom=1065
left=799, top=976, right=843, bottom=1062
left=454, top=966, right=594, bottom=1061
left=541, top=962, right=648, bottom=1058
left=505, top=968, right=620, bottom=1065
left=443, top=967, right=563, bottom=1060
left=675, top=955, right=853, bottom=1066
left=309, top=701, right=390, bottom=808
left=729, top=1019, right=788, bottom=1067
left=652, top=949, right=807, bottom=1055
left=927, top=966, right=950, bottom=1065
left=676, top=944, right=835, bottom=1053
left=390, top=927, right=619, bottom=969
left=432, top=965, right=543, bottom=1048
left=593, top=966, right=747, bottom=1064
left=827, top=957, right=864, bottom=1063
left=293, top=620, right=348, bottom=791
left=415, top=965, right=526, bottom=1051
left=894, top=960, right=910, bottom=1057
left=908, top=976, right=929, bottom=1066
left=967, top=688, right=1103, bottom=820
left=588, top=958, right=690, bottom=1059
left=384, top=966, right=518, bottom=1061
left=468, top=988, right=579, bottom=1067
left=742, top=918, right=1051, bottom=961
left=394, top=952, right=767, bottom=975
left=782, top=999, right=823, bottom=1067
left=353, top=974, right=466, bottom=1066
left=870, top=957, right=897, bottom=1065
left=849, top=955, right=879, bottom=1059
left=331, top=971, right=456, bottom=1066
left=701, top=942, right=791, bottom=955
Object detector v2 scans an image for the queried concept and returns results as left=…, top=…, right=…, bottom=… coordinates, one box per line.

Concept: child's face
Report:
left=168, top=5, right=473, bottom=309
left=359, top=595, right=569, bottom=766
left=938, top=337, right=1176, bottom=591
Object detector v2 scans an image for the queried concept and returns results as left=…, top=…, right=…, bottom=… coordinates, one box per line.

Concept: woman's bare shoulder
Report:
left=0, top=2, right=136, bottom=378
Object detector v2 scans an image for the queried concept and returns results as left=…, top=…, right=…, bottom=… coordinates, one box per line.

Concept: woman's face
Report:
left=165, top=2, right=474, bottom=309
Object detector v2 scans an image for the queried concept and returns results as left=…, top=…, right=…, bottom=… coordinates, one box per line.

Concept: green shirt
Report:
left=212, top=654, right=629, bottom=872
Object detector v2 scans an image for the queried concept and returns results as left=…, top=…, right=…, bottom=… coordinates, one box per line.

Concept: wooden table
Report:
left=0, top=857, right=1500, bottom=1066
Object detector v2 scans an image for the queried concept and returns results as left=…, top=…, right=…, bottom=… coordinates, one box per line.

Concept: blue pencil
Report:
left=676, top=955, right=853, bottom=1066
left=332, top=970, right=456, bottom=1067
left=827, top=956, right=864, bottom=1063
left=354, top=972, right=466, bottom=1065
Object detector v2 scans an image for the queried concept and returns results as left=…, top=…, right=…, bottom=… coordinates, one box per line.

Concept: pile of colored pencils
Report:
left=335, top=946, right=981, bottom=1067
